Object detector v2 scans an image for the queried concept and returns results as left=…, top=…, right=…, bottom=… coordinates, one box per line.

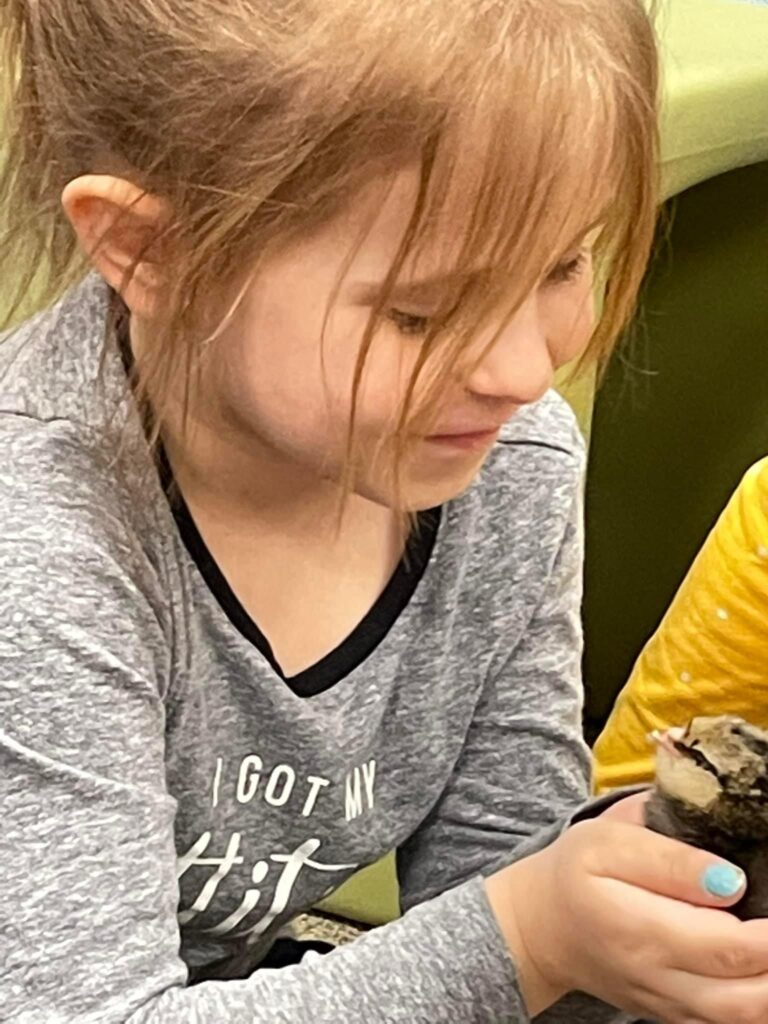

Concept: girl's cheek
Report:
left=550, top=293, right=596, bottom=367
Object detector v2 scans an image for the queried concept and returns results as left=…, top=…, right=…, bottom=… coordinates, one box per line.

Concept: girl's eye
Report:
left=388, top=309, right=431, bottom=336
left=546, top=251, right=589, bottom=286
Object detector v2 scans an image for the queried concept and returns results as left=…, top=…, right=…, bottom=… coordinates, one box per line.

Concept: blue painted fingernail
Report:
left=702, top=864, right=746, bottom=898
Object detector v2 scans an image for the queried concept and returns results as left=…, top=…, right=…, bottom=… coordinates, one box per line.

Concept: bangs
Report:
left=369, top=7, right=658, bottom=445
left=404, top=33, right=632, bottom=333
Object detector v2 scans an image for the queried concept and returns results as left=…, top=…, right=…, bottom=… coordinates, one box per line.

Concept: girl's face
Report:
left=197, top=167, right=596, bottom=511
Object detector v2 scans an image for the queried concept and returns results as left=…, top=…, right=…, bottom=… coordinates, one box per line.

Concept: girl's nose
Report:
left=464, top=294, right=554, bottom=406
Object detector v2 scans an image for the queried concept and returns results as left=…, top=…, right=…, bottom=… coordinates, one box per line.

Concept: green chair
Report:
left=321, top=0, right=768, bottom=925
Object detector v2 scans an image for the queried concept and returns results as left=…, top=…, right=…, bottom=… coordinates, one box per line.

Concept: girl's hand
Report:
left=599, top=789, right=650, bottom=825
left=486, top=811, right=768, bottom=1023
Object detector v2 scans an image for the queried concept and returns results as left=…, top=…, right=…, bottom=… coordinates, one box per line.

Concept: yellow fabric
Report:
left=593, top=457, right=768, bottom=793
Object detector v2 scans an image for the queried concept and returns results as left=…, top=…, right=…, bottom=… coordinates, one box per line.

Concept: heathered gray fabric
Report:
left=0, top=276, right=626, bottom=1023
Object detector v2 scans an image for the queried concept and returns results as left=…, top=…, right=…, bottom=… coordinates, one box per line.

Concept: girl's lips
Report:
left=425, top=428, right=500, bottom=451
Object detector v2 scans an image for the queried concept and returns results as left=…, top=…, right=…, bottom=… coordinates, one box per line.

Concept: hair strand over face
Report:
left=0, top=0, right=660, bottom=503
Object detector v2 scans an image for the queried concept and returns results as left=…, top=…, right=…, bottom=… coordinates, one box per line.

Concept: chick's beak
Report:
left=649, top=726, right=687, bottom=757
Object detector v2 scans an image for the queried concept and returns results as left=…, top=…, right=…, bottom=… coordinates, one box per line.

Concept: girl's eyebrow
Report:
left=349, top=270, right=485, bottom=308
left=349, top=215, right=608, bottom=308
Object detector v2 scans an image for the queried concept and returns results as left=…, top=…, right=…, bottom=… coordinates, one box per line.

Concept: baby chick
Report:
left=646, top=715, right=768, bottom=920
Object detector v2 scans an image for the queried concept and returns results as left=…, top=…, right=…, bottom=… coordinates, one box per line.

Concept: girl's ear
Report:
left=61, top=175, right=171, bottom=318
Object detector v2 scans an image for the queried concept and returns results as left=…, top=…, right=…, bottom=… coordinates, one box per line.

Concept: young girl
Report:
left=3, top=2, right=768, bottom=1022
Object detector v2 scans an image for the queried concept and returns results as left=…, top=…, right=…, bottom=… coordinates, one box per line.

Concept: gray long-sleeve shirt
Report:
left=0, top=277, right=625, bottom=1023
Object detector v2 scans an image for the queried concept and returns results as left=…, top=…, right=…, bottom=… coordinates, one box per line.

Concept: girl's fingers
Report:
left=648, top=965, right=768, bottom=1024
left=572, top=819, right=748, bottom=908
left=602, top=880, right=768, bottom=980
left=599, top=790, right=650, bottom=825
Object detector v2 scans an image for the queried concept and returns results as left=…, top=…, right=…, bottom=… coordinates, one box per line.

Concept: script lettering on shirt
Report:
left=177, top=752, right=379, bottom=938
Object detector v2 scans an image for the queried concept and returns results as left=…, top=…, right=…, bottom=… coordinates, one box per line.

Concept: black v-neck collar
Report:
left=167, top=466, right=440, bottom=698
left=115, top=301, right=441, bottom=697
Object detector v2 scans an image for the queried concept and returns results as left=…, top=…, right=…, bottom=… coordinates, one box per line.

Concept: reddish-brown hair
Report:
left=0, top=0, right=660, bottom=475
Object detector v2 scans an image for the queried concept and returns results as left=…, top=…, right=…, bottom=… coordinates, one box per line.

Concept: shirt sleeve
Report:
left=396, top=473, right=591, bottom=904
left=395, top=465, right=630, bottom=1024
left=0, top=418, right=533, bottom=1024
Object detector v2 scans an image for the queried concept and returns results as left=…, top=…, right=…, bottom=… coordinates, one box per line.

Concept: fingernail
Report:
left=702, top=864, right=746, bottom=898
